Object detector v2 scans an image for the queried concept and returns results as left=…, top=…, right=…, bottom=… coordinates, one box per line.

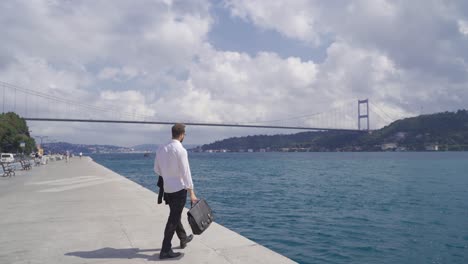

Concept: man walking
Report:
left=154, top=123, right=198, bottom=259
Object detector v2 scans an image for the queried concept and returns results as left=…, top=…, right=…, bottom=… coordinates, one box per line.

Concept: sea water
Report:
left=91, top=152, right=468, bottom=264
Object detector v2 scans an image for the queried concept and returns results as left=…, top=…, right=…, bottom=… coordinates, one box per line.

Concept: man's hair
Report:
left=172, top=123, right=186, bottom=138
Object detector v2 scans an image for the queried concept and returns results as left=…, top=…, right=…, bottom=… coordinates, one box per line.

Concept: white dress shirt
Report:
left=154, top=139, right=193, bottom=193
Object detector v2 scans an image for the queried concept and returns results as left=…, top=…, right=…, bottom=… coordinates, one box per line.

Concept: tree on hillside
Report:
left=0, top=112, right=36, bottom=154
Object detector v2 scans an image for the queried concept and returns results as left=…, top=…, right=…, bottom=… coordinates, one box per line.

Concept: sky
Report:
left=1, top=0, right=468, bottom=146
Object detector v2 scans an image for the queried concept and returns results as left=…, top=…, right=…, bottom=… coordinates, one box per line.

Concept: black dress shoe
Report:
left=159, top=250, right=182, bottom=259
left=180, top=234, right=194, bottom=249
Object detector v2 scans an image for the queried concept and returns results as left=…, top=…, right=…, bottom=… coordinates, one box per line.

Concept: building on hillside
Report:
left=425, top=144, right=439, bottom=151
left=395, top=132, right=407, bottom=141
left=381, top=143, right=398, bottom=151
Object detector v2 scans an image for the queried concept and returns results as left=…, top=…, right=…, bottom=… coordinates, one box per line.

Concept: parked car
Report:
left=1, top=153, right=15, bottom=163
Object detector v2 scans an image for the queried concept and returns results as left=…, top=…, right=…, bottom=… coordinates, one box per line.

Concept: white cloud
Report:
left=225, top=0, right=322, bottom=44
left=459, top=19, right=468, bottom=35
left=98, top=68, right=121, bottom=81
left=224, top=1, right=468, bottom=114
left=0, top=55, right=91, bottom=112
left=187, top=49, right=319, bottom=123
left=0, top=0, right=215, bottom=145
left=98, top=67, right=143, bottom=81
left=0, top=0, right=212, bottom=69
left=98, top=90, right=156, bottom=119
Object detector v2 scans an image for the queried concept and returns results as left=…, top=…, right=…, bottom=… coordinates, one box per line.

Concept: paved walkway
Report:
left=0, top=157, right=296, bottom=264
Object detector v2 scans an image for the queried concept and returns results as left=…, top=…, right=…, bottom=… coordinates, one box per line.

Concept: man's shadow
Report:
left=65, top=247, right=184, bottom=261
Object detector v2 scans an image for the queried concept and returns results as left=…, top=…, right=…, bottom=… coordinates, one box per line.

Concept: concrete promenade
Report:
left=0, top=157, right=296, bottom=264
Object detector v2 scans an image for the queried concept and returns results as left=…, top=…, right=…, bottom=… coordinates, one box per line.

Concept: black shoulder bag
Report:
left=187, top=199, right=214, bottom=235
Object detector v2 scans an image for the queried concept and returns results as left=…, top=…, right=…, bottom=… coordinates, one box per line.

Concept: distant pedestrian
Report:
left=154, top=123, right=198, bottom=259
left=65, top=150, right=70, bottom=163
left=34, top=152, right=40, bottom=166
left=79, top=152, right=82, bottom=159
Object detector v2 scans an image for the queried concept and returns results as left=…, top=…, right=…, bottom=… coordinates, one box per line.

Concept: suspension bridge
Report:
left=0, top=81, right=397, bottom=132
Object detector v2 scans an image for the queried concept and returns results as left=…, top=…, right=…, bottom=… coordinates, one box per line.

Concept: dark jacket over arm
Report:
left=157, top=176, right=167, bottom=204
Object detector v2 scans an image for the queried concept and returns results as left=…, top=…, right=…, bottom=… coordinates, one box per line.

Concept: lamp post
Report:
left=18, top=141, right=26, bottom=158
left=34, top=136, right=48, bottom=146
left=34, top=136, right=48, bottom=156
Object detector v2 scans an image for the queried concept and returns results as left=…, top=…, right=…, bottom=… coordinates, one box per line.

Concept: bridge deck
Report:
left=24, top=117, right=365, bottom=132
left=0, top=156, right=295, bottom=264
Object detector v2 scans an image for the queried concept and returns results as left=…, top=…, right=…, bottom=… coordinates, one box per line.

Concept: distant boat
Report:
left=144, top=152, right=150, bottom=157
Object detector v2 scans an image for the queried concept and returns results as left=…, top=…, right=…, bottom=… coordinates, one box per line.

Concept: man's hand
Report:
left=188, top=188, right=199, bottom=206
left=190, top=195, right=199, bottom=206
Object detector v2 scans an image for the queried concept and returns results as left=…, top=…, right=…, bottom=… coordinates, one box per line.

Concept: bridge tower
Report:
left=358, top=99, right=370, bottom=131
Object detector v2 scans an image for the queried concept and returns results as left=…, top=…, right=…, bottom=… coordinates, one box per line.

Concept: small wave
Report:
left=445, top=243, right=466, bottom=249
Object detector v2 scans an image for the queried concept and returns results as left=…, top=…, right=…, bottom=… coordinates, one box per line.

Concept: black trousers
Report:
left=161, top=189, right=188, bottom=253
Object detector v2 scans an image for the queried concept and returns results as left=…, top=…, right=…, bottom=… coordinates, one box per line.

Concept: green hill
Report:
left=201, top=110, right=468, bottom=152
left=0, top=112, right=36, bottom=154
left=363, top=109, right=468, bottom=151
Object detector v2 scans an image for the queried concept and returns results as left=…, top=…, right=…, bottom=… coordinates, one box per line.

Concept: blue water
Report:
left=91, top=152, right=468, bottom=264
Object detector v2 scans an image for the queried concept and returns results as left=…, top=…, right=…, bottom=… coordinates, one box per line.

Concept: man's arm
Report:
left=187, top=188, right=198, bottom=205
left=154, top=151, right=161, bottom=176
left=180, top=149, right=198, bottom=204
